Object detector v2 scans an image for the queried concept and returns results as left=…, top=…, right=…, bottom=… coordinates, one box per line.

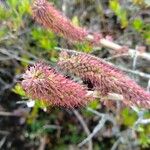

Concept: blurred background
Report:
left=0, top=0, right=150, bottom=149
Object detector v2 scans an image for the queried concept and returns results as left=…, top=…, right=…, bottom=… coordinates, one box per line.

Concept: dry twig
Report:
left=73, top=109, right=93, bottom=150
left=78, top=107, right=115, bottom=147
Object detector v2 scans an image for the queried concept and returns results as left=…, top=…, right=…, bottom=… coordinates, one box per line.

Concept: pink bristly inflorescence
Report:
left=58, top=51, right=150, bottom=108
left=31, top=0, right=102, bottom=44
left=21, top=62, right=91, bottom=108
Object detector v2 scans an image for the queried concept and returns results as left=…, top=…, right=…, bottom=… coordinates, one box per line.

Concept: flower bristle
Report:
left=21, top=62, right=91, bottom=108
left=58, top=51, right=150, bottom=108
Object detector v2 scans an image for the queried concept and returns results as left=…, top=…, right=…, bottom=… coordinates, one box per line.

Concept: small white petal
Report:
left=27, top=100, right=35, bottom=107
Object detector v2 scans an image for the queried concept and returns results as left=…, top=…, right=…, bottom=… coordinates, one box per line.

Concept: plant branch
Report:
left=87, top=36, right=150, bottom=62
left=78, top=107, right=116, bottom=147
left=73, top=109, right=93, bottom=150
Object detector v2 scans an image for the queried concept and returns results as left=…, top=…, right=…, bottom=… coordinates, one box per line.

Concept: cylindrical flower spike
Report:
left=31, top=0, right=102, bottom=44
left=58, top=51, right=150, bottom=108
left=21, top=62, right=91, bottom=108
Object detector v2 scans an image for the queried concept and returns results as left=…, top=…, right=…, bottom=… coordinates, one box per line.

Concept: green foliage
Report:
left=75, top=42, right=93, bottom=53
left=4, top=0, right=30, bottom=30
left=109, top=0, right=128, bottom=28
left=13, top=84, right=26, bottom=97
left=109, top=0, right=150, bottom=44
left=72, top=16, right=80, bottom=26
left=143, top=24, right=150, bottom=44
left=31, top=28, right=57, bottom=51
left=0, top=27, right=8, bottom=38
left=88, top=100, right=100, bottom=110
left=131, top=17, right=150, bottom=44
left=132, top=18, right=144, bottom=31
left=0, top=7, right=11, bottom=20
left=139, top=131, right=150, bottom=148
left=64, top=124, right=84, bottom=143
left=121, top=108, right=138, bottom=126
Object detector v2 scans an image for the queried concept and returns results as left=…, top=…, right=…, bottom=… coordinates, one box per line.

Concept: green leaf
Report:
left=35, top=100, right=49, bottom=110
left=88, top=100, right=100, bottom=109
left=31, top=28, right=57, bottom=51
left=132, top=18, right=143, bottom=31
left=12, top=84, right=25, bottom=96
left=72, top=16, right=79, bottom=26
left=109, top=0, right=120, bottom=12
left=109, top=0, right=128, bottom=28
left=18, top=0, right=30, bottom=16
left=139, top=133, right=150, bottom=148
left=7, top=0, right=18, bottom=8
left=121, top=108, right=137, bottom=126
left=0, top=6, right=11, bottom=20
left=119, top=9, right=128, bottom=28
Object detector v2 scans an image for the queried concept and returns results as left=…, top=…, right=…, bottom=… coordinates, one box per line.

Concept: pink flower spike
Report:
left=21, top=62, right=91, bottom=108
left=58, top=51, right=150, bottom=109
left=31, top=0, right=102, bottom=44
